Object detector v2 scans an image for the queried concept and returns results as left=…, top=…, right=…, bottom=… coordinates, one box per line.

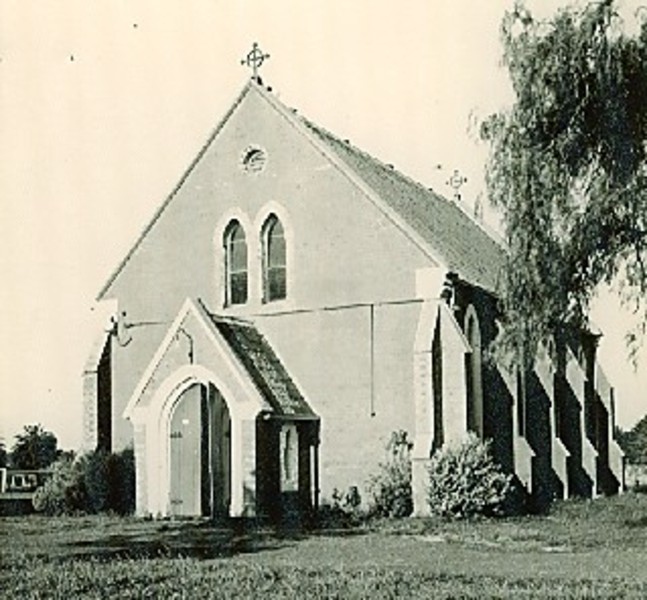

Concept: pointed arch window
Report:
left=224, top=220, right=248, bottom=305
left=465, top=307, right=484, bottom=438
left=280, top=423, right=298, bottom=492
left=262, top=214, right=286, bottom=302
left=517, top=369, right=527, bottom=437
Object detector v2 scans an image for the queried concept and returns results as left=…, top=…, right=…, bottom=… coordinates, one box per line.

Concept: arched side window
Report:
left=280, top=423, right=298, bottom=492
left=223, top=220, right=248, bottom=305
left=262, top=214, right=286, bottom=302
left=517, top=369, right=527, bottom=437
left=465, top=306, right=484, bottom=438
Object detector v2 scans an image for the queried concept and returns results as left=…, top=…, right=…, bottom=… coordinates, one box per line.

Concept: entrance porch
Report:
left=123, top=298, right=319, bottom=519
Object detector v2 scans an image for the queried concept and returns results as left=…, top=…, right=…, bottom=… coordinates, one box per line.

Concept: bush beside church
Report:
left=33, top=447, right=135, bottom=516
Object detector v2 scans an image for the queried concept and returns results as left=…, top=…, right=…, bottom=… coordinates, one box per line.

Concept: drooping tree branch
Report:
left=483, top=0, right=647, bottom=362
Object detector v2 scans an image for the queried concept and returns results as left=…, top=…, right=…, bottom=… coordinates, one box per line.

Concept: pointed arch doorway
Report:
left=169, top=382, right=231, bottom=517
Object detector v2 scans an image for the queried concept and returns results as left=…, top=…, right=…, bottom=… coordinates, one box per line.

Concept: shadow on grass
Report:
left=63, top=516, right=368, bottom=561
left=625, top=515, right=647, bottom=529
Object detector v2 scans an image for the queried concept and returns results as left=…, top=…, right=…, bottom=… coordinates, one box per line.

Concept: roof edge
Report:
left=306, top=116, right=507, bottom=250
left=97, top=81, right=254, bottom=301
left=123, top=296, right=271, bottom=421
left=296, top=115, right=507, bottom=292
left=122, top=297, right=196, bottom=420
left=250, top=83, right=453, bottom=271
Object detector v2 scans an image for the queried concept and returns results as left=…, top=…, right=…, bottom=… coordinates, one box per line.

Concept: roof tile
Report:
left=211, top=316, right=316, bottom=418
left=302, top=119, right=506, bottom=291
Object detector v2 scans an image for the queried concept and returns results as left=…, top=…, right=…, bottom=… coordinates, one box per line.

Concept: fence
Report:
left=0, top=468, right=51, bottom=498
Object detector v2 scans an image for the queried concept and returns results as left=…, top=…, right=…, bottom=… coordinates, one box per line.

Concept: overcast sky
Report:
left=1, top=0, right=645, bottom=449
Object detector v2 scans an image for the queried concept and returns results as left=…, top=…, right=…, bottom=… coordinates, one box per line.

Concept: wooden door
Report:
left=210, top=386, right=231, bottom=516
left=169, top=384, right=202, bottom=516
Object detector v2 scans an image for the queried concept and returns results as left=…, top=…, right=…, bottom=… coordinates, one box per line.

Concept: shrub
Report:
left=33, top=454, right=86, bottom=515
left=83, top=450, right=111, bottom=512
left=333, top=485, right=363, bottom=516
left=33, top=447, right=136, bottom=516
left=317, top=485, right=365, bottom=528
left=367, top=430, right=413, bottom=518
left=110, top=446, right=136, bottom=515
left=426, top=433, right=513, bottom=519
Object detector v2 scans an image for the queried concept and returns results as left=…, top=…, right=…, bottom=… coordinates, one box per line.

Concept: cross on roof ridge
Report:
left=447, top=168, right=467, bottom=202
left=241, top=42, right=270, bottom=81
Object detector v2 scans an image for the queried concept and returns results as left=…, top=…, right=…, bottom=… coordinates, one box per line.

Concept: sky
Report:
left=0, top=0, right=645, bottom=450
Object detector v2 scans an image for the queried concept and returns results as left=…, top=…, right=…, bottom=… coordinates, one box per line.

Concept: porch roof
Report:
left=208, top=314, right=317, bottom=419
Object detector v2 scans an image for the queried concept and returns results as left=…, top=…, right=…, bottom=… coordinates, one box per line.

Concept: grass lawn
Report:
left=1, top=493, right=647, bottom=598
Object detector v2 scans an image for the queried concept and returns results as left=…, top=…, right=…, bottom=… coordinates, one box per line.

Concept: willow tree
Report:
left=482, top=0, right=647, bottom=361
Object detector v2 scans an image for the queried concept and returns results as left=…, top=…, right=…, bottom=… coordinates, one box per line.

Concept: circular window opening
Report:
left=241, top=146, right=267, bottom=174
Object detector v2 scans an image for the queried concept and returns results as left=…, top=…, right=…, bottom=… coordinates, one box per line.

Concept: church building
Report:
left=82, top=50, right=624, bottom=518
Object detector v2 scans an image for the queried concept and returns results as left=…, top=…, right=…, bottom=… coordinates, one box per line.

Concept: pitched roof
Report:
left=98, top=79, right=506, bottom=299
left=209, top=315, right=317, bottom=419
left=301, top=119, right=506, bottom=291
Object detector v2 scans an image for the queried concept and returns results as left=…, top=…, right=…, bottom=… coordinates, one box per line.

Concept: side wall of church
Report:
left=100, top=86, right=434, bottom=451
left=451, top=279, right=623, bottom=507
left=452, top=281, right=562, bottom=507
left=257, top=301, right=421, bottom=500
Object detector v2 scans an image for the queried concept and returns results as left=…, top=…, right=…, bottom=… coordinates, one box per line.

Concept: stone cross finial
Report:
left=447, top=169, right=467, bottom=202
left=241, top=42, right=270, bottom=81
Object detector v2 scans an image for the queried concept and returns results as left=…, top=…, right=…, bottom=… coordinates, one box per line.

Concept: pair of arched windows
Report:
left=223, top=215, right=286, bottom=306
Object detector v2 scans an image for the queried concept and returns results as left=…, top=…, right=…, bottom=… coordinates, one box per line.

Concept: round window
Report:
left=240, top=145, right=267, bottom=174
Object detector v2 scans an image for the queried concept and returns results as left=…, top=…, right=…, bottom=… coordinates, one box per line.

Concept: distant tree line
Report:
left=0, top=424, right=61, bottom=470
left=617, top=415, right=647, bottom=465
left=0, top=423, right=135, bottom=514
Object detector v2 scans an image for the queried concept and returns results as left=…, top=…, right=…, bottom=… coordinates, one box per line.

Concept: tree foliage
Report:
left=617, top=414, right=647, bottom=463
left=482, top=0, right=647, bottom=359
left=10, top=424, right=59, bottom=470
left=0, top=441, right=7, bottom=468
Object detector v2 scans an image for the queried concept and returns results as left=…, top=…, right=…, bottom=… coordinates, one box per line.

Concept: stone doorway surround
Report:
left=131, top=363, right=260, bottom=517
